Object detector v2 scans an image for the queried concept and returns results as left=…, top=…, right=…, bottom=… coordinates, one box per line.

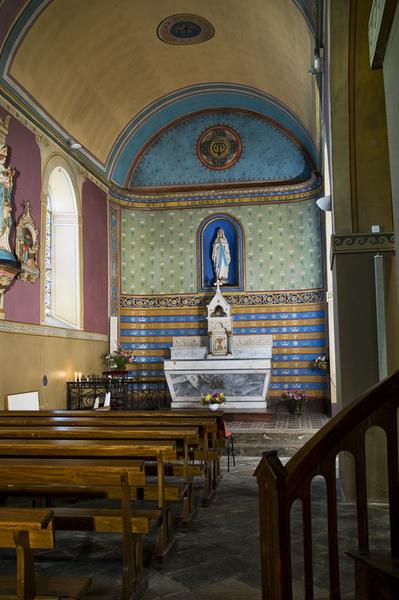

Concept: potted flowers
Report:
left=282, top=390, right=307, bottom=415
left=104, top=347, right=135, bottom=370
left=314, top=354, right=329, bottom=371
left=201, top=391, right=225, bottom=411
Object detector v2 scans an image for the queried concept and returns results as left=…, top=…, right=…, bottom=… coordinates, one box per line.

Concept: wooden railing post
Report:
left=256, top=372, right=399, bottom=600
left=385, top=409, right=399, bottom=558
left=255, top=451, right=292, bottom=600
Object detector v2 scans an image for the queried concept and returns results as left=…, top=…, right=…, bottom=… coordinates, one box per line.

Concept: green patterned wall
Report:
left=120, top=201, right=323, bottom=295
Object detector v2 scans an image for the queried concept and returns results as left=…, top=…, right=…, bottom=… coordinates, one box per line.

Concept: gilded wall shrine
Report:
left=117, top=199, right=327, bottom=400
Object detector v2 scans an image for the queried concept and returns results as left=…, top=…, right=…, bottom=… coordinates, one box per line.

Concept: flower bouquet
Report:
left=314, top=354, right=329, bottom=371
left=282, top=390, right=307, bottom=415
left=201, top=391, right=225, bottom=411
left=104, top=347, right=135, bottom=370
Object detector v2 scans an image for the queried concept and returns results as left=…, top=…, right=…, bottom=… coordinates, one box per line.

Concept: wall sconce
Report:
left=309, top=48, right=324, bottom=76
left=316, top=195, right=331, bottom=212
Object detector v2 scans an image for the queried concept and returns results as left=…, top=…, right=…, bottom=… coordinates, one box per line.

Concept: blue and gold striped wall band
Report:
left=119, top=295, right=328, bottom=399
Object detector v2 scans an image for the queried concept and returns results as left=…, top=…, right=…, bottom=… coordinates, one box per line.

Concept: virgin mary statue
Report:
left=212, top=228, right=231, bottom=285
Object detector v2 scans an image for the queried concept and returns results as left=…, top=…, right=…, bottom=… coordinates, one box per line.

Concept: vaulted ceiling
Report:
left=0, top=0, right=318, bottom=193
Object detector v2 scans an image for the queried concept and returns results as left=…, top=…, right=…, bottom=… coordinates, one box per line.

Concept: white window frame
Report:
left=42, top=157, right=83, bottom=329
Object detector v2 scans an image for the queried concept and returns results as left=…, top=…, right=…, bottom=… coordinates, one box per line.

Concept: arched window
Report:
left=45, top=165, right=81, bottom=328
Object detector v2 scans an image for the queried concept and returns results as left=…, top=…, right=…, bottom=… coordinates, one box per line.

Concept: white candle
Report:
left=74, top=372, right=78, bottom=382
left=78, top=372, right=82, bottom=382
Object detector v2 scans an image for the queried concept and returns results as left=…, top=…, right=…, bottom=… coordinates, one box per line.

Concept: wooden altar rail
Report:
left=255, top=370, right=399, bottom=600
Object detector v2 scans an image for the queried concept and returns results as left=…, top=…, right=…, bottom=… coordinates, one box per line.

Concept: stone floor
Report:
left=227, top=411, right=330, bottom=458
left=0, top=415, right=390, bottom=599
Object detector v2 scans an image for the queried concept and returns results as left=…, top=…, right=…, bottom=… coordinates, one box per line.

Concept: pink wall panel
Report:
left=82, top=179, right=108, bottom=334
left=3, top=115, right=41, bottom=323
left=1, top=113, right=109, bottom=333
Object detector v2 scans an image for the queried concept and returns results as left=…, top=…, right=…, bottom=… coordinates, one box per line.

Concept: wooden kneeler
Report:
left=0, top=508, right=91, bottom=599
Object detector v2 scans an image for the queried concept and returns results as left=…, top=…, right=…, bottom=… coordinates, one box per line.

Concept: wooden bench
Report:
left=0, top=412, right=224, bottom=504
left=0, top=458, right=147, bottom=600
left=0, top=439, right=179, bottom=562
left=0, top=416, right=216, bottom=501
left=0, top=507, right=91, bottom=599
left=0, top=426, right=198, bottom=525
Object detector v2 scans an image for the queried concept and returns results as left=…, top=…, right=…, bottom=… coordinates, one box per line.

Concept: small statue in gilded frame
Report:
left=16, top=200, right=40, bottom=283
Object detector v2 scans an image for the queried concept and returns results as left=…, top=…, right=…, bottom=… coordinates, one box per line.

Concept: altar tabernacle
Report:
left=164, top=285, right=272, bottom=410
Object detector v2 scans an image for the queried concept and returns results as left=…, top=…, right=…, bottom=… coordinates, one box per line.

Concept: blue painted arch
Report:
left=128, top=110, right=312, bottom=188
left=108, top=83, right=317, bottom=186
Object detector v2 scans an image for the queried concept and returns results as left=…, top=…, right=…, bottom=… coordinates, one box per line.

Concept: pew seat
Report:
left=0, top=508, right=91, bottom=599
left=0, top=459, right=147, bottom=600
left=53, top=506, right=155, bottom=534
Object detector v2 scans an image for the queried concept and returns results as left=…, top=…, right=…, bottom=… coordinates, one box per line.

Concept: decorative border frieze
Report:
left=0, top=320, right=108, bottom=342
left=110, top=173, right=322, bottom=209
left=120, top=289, right=325, bottom=309
left=331, top=232, right=395, bottom=265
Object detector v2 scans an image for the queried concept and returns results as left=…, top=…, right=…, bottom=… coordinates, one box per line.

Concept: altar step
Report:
left=225, top=412, right=329, bottom=458
left=222, top=409, right=273, bottom=422
left=225, top=429, right=316, bottom=458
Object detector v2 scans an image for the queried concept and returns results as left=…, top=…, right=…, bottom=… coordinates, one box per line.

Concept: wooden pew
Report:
left=0, top=459, right=147, bottom=600
left=0, top=507, right=91, bottom=599
left=0, top=439, right=178, bottom=562
left=0, top=409, right=224, bottom=450
left=0, top=412, right=222, bottom=451
left=0, top=413, right=224, bottom=504
left=0, top=426, right=199, bottom=524
left=0, top=417, right=216, bottom=499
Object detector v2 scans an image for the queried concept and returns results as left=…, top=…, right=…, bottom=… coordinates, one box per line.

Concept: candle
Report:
left=78, top=372, right=82, bottom=382
left=74, top=372, right=78, bottom=382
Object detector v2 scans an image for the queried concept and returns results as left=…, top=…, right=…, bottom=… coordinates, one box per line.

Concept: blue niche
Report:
left=198, top=215, right=244, bottom=292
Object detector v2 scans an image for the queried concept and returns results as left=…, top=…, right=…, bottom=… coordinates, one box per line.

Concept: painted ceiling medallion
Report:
left=197, top=126, right=242, bottom=170
left=157, top=14, right=214, bottom=45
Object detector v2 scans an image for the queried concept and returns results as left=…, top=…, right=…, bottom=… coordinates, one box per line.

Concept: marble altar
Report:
left=164, top=287, right=272, bottom=410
